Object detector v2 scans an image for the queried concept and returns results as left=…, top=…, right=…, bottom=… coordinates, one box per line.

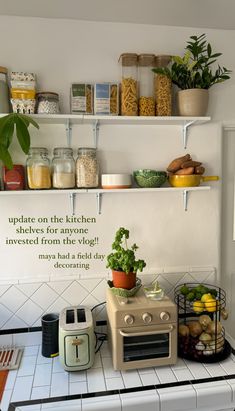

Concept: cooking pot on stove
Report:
left=169, top=174, right=219, bottom=187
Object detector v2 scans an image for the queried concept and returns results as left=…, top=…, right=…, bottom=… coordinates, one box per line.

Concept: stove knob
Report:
left=142, top=312, right=152, bottom=324
left=124, top=314, right=134, bottom=325
left=160, top=311, right=170, bottom=321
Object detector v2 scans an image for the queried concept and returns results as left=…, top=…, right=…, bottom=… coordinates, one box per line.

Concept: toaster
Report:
left=59, top=306, right=95, bottom=371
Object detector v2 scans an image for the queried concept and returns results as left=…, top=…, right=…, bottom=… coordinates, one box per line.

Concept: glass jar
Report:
left=26, top=147, right=51, bottom=189
left=119, top=53, right=138, bottom=116
left=0, top=66, right=10, bottom=113
left=138, top=54, right=155, bottom=116
left=76, top=148, right=99, bottom=188
left=154, top=55, right=172, bottom=116
left=36, top=92, right=60, bottom=114
left=52, top=147, right=75, bottom=189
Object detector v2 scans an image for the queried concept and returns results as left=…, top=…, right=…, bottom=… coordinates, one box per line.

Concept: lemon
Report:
left=201, top=293, right=214, bottom=303
left=193, top=300, right=205, bottom=314
left=205, top=298, right=220, bottom=312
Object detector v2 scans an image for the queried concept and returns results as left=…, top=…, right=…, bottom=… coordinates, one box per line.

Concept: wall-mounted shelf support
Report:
left=66, top=119, right=72, bottom=146
left=93, top=120, right=100, bottom=147
left=182, top=121, right=195, bottom=149
left=183, top=189, right=189, bottom=211
left=96, top=193, right=101, bottom=214
left=69, top=193, right=76, bottom=215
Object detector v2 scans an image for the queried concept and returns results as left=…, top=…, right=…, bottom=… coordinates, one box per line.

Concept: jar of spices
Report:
left=3, top=165, right=25, bottom=190
left=119, top=53, right=138, bottom=116
left=26, top=147, right=51, bottom=189
left=36, top=92, right=60, bottom=114
left=138, top=54, right=155, bottom=116
left=76, top=148, right=99, bottom=188
left=0, top=66, right=10, bottom=113
left=52, top=147, right=75, bottom=189
left=154, top=55, right=172, bottom=116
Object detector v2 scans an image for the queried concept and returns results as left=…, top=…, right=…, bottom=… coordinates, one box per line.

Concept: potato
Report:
left=167, top=154, right=191, bottom=173
left=188, top=321, right=203, bottom=337
left=178, top=324, right=190, bottom=337
left=195, top=166, right=205, bottom=175
left=181, top=160, right=202, bottom=169
left=206, top=321, right=223, bottom=335
left=175, top=167, right=194, bottom=175
left=198, top=314, right=212, bottom=330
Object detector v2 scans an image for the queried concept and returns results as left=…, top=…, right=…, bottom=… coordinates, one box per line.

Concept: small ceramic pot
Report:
left=177, top=89, right=209, bottom=116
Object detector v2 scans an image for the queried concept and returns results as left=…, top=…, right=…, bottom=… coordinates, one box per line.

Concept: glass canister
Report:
left=154, top=55, right=172, bottom=116
left=138, top=54, right=155, bottom=116
left=0, top=66, right=10, bottom=113
left=76, top=148, right=99, bottom=188
left=52, top=147, right=75, bottom=189
left=119, top=53, right=138, bottom=116
left=26, top=147, right=51, bottom=189
left=36, top=92, right=60, bottom=114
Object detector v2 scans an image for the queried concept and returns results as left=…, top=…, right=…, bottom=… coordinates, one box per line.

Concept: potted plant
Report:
left=0, top=113, right=39, bottom=169
left=153, top=33, right=231, bottom=116
left=106, top=227, right=146, bottom=289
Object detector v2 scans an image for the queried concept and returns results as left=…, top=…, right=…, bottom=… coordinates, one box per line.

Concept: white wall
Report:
left=0, top=16, right=234, bottom=329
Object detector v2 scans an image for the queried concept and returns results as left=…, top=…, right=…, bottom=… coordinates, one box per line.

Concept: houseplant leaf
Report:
left=15, top=116, right=30, bottom=154
left=0, top=145, right=13, bottom=169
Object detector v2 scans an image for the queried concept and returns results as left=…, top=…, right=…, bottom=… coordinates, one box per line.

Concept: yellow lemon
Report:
left=205, top=298, right=220, bottom=312
left=193, top=300, right=205, bottom=314
left=201, top=293, right=214, bottom=303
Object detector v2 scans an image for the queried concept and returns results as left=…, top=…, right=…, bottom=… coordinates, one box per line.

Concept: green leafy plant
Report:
left=106, top=227, right=146, bottom=274
left=152, top=33, right=231, bottom=90
left=0, top=113, right=39, bottom=169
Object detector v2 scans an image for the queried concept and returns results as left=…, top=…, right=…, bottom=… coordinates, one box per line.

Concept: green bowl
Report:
left=133, top=170, right=167, bottom=188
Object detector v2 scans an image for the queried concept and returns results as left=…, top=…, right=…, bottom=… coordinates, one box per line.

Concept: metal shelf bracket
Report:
left=66, top=119, right=72, bottom=146
left=69, top=193, right=76, bottom=215
left=182, top=121, right=195, bottom=149
left=93, top=120, right=100, bottom=147
left=96, top=193, right=102, bottom=215
left=183, top=189, right=189, bottom=211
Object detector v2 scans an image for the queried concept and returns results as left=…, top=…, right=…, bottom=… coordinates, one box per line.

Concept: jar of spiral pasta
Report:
left=76, top=148, right=99, bottom=188
left=119, top=53, right=138, bottom=116
left=138, top=54, right=155, bottom=116
left=26, top=147, right=51, bottom=189
left=154, top=55, right=172, bottom=116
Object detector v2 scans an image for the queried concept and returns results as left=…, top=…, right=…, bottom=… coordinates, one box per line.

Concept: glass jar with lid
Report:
left=26, top=147, right=51, bottom=189
left=154, top=55, right=172, bottom=116
left=36, top=92, right=60, bottom=114
left=0, top=66, right=10, bottom=113
left=76, top=148, right=99, bottom=188
left=119, top=53, right=138, bottom=116
left=138, top=54, right=155, bottom=116
left=52, top=147, right=75, bottom=189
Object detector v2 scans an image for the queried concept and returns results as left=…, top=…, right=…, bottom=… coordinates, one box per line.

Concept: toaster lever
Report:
left=72, top=339, right=83, bottom=346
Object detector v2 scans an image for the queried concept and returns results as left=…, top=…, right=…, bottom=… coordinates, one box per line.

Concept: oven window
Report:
left=123, top=333, right=169, bottom=362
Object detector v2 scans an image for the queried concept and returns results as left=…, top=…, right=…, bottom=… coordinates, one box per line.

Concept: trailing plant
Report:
left=106, top=227, right=146, bottom=274
left=152, top=33, right=231, bottom=90
left=0, top=113, right=39, bottom=169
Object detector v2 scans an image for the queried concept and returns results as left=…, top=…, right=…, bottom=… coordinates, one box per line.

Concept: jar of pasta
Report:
left=138, top=54, right=155, bottom=116
left=119, top=53, right=138, bottom=116
left=26, top=147, right=51, bottom=189
left=76, top=148, right=99, bottom=188
left=36, top=92, right=60, bottom=114
left=154, top=55, right=172, bottom=116
left=52, top=147, right=75, bottom=189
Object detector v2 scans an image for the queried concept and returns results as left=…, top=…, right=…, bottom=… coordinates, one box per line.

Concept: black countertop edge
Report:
left=8, top=374, right=235, bottom=411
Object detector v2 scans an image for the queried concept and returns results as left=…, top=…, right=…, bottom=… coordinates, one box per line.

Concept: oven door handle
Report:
left=119, top=325, right=174, bottom=337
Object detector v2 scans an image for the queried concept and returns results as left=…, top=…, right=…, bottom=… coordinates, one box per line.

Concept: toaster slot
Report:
left=77, top=308, right=86, bottom=323
left=66, top=309, right=75, bottom=324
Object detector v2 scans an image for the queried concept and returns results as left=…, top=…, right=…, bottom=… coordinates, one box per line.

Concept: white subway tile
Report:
left=11, top=375, right=34, bottom=402
left=121, top=389, right=160, bottom=411
left=106, top=377, right=125, bottom=390
left=121, top=369, right=142, bottom=388
left=193, top=380, right=232, bottom=409
left=50, top=371, right=69, bottom=397
left=86, top=367, right=106, bottom=392
left=158, top=384, right=196, bottom=411
left=31, top=385, right=50, bottom=399
left=33, top=363, right=52, bottom=386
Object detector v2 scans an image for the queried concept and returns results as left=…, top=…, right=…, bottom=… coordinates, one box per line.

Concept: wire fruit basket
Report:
left=174, top=283, right=231, bottom=363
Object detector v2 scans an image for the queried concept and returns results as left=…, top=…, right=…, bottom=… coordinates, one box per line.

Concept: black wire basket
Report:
left=174, top=283, right=231, bottom=363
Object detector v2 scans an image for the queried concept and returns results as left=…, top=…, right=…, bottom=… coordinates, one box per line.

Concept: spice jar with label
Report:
left=76, top=148, right=99, bottom=188
left=36, top=92, right=60, bottom=114
left=3, top=165, right=25, bottom=190
left=52, top=147, right=75, bottom=189
left=26, top=147, right=51, bottom=189
left=138, top=54, right=155, bottom=116
left=154, top=55, right=172, bottom=116
left=119, top=53, right=138, bottom=116
left=0, top=66, right=10, bottom=113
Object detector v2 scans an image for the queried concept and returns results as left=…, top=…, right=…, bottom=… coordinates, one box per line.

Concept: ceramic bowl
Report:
left=101, top=174, right=132, bottom=189
left=133, top=169, right=167, bottom=188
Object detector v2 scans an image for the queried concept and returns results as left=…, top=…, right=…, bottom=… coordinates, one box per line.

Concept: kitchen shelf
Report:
left=0, top=186, right=210, bottom=214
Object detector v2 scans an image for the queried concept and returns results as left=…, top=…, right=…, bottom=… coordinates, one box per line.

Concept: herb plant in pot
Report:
left=153, top=34, right=231, bottom=116
left=106, top=227, right=146, bottom=290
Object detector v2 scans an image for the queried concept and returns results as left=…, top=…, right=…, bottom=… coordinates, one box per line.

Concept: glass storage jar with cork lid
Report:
left=26, top=147, right=51, bottom=189
left=0, top=66, right=10, bottom=113
left=52, top=147, right=75, bottom=189
left=154, top=55, right=172, bottom=116
left=119, top=53, right=138, bottom=116
left=76, top=148, right=99, bottom=188
left=36, top=92, right=60, bottom=114
left=138, top=54, right=155, bottom=116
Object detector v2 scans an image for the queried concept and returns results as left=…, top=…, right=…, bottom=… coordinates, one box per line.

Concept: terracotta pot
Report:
left=112, top=270, right=136, bottom=290
left=177, top=89, right=209, bottom=116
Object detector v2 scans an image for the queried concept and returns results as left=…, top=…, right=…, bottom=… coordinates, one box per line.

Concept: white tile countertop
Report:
left=2, top=331, right=235, bottom=411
